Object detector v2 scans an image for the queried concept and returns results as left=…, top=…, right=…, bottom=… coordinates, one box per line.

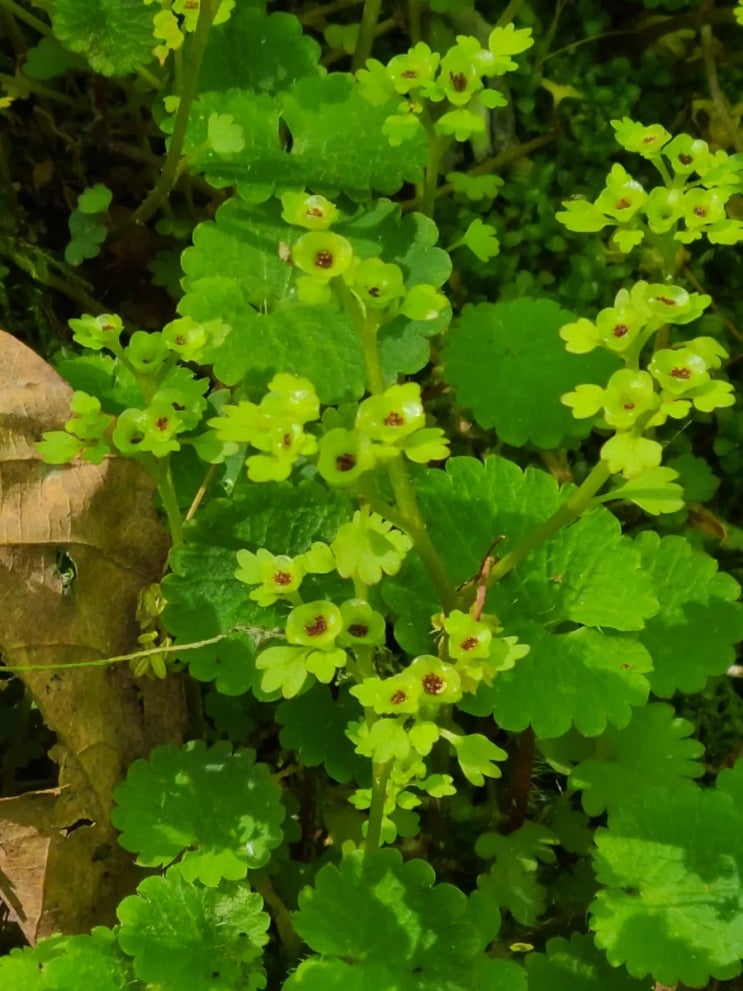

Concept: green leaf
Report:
left=187, top=75, right=427, bottom=199
left=474, top=823, right=558, bottom=925
left=525, top=933, right=652, bottom=991
left=469, top=623, right=652, bottom=738
left=51, top=0, right=155, bottom=76
left=111, top=741, right=284, bottom=883
left=207, top=113, right=245, bottom=154
left=77, top=184, right=113, bottom=214
left=277, top=686, right=369, bottom=783
left=569, top=703, right=704, bottom=816
left=590, top=776, right=743, bottom=987
left=23, top=37, right=84, bottom=80
left=286, top=848, right=523, bottom=990
left=456, top=218, right=500, bottom=261
left=442, top=300, right=620, bottom=448
left=604, top=466, right=685, bottom=515
left=635, top=532, right=743, bottom=697
left=162, top=480, right=351, bottom=693
left=667, top=451, right=719, bottom=502
left=199, top=6, right=320, bottom=94
left=42, top=928, right=136, bottom=991
left=117, top=871, right=269, bottom=991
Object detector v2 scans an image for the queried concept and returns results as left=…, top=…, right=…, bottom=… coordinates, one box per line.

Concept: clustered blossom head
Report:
left=557, top=119, right=743, bottom=252
left=562, top=313, right=733, bottom=478
left=208, top=373, right=321, bottom=482
left=356, top=25, right=533, bottom=147
left=316, top=382, right=450, bottom=489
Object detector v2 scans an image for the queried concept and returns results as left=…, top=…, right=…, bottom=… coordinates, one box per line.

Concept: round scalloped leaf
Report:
left=52, top=0, right=155, bottom=76
left=442, top=300, right=619, bottom=448
left=0, top=936, right=67, bottom=990
left=162, top=481, right=351, bottom=693
left=179, top=196, right=365, bottom=403
left=117, top=871, right=269, bottom=991
left=42, top=928, right=135, bottom=991
left=191, top=75, right=427, bottom=199
left=463, top=623, right=652, bottom=737
left=393, top=458, right=657, bottom=629
left=569, top=702, right=704, bottom=816
left=590, top=783, right=743, bottom=987
left=290, top=848, right=521, bottom=989
left=283, top=955, right=526, bottom=991
left=525, top=933, right=651, bottom=991
left=635, top=532, right=743, bottom=697
left=199, top=7, right=320, bottom=94
left=111, top=741, right=284, bottom=883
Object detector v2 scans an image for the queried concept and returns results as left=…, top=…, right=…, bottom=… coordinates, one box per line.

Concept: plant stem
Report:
left=700, top=23, right=743, bottom=153
left=407, top=0, right=422, bottom=43
left=502, top=727, right=535, bottom=834
left=365, top=759, right=393, bottom=856
left=485, top=460, right=611, bottom=588
left=351, top=0, right=382, bottom=72
left=420, top=132, right=452, bottom=220
left=0, top=0, right=51, bottom=36
left=128, top=0, right=220, bottom=227
left=151, top=457, right=185, bottom=549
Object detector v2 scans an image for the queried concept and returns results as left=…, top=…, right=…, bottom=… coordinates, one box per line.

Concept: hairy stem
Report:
left=365, top=759, right=393, bottom=856
left=128, top=0, right=220, bottom=227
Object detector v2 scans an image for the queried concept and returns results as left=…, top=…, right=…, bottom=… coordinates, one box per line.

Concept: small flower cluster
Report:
left=37, top=312, right=222, bottom=465
left=355, top=25, right=534, bottom=146
left=245, top=511, right=411, bottom=698
left=281, top=190, right=448, bottom=321
left=209, top=375, right=450, bottom=487
left=209, top=372, right=320, bottom=482
left=244, top=513, right=528, bottom=822
left=557, top=120, right=743, bottom=251
left=561, top=282, right=734, bottom=478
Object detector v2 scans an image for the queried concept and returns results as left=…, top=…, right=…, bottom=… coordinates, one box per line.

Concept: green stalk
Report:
left=365, top=759, right=393, bottom=857
left=484, top=461, right=611, bottom=588
left=0, top=0, right=51, bottom=36
left=128, top=0, right=220, bottom=227
left=407, top=0, right=422, bottom=43
left=150, top=456, right=185, bottom=549
left=419, top=131, right=452, bottom=220
left=351, top=0, right=383, bottom=71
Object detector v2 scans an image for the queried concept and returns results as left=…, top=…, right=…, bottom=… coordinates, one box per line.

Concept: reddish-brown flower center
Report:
left=402, top=69, right=417, bottom=78
left=670, top=366, right=691, bottom=379
left=282, top=433, right=293, bottom=448
left=273, top=571, right=292, bottom=586
left=693, top=206, right=707, bottom=217
left=348, top=623, right=368, bottom=638
left=390, top=690, right=407, bottom=705
left=336, top=453, right=357, bottom=472
left=368, top=286, right=381, bottom=297
left=304, top=615, right=328, bottom=637
left=678, top=153, right=693, bottom=165
left=306, top=207, right=323, bottom=218
left=449, top=71, right=467, bottom=92
left=155, top=417, right=169, bottom=431
left=613, top=324, right=629, bottom=338
left=383, top=410, right=405, bottom=427
left=460, top=636, right=479, bottom=652
left=175, top=335, right=186, bottom=345
left=615, top=198, right=631, bottom=210
left=623, top=402, right=635, bottom=410
left=314, top=250, right=334, bottom=269
left=422, top=673, right=445, bottom=695
left=655, top=296, right=676, bottom=306
left=642, top=134, right=656, bottom=143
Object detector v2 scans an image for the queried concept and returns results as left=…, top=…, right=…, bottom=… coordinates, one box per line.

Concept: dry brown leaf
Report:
left=0, top=330, right=189, bottom=941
